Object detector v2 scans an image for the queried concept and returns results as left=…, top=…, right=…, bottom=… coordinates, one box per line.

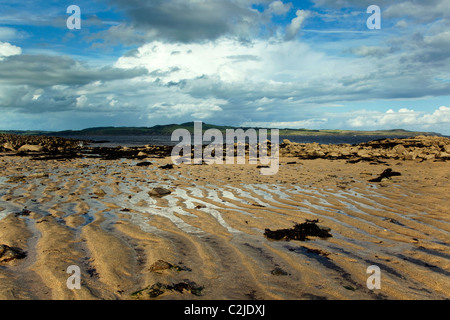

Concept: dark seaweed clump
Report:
left=264, top=219, right=332, bottom=241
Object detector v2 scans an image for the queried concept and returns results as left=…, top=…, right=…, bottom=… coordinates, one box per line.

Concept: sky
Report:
left=0, top=0, right=449, bottom=135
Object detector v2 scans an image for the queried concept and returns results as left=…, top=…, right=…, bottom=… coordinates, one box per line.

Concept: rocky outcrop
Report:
left=280, top=136, right=450, bottom=161
left=0, top=133, right=173, bottom=160
left=0, top=133, right=83, bottom=153
left=2, top=133, right=448, bottom=162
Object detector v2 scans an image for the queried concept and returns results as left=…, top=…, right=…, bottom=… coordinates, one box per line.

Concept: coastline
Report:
left=0, top=134, right=449, bottom=300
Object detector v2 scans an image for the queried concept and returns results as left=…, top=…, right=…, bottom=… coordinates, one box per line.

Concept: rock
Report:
left=149, top=187, right=172, bottom=198
left=422, top=154, right=436, bottom=160
left=404, top=151, right=418, bottom=161
left=312, top=150, right=326, bottom=157
left=271, top=267, right=289, bottom=276
left=336, top=146, right=350, bottom=156
left=392, top=144, right=407, bottom=156
left=18, top=144, right=44, bottom=152
left=149, top=260, right=173, bottom=272
left=149, top=260, right=191, bottom=272
left=3, top=142, right=15, bottom=151
left=0, top=244, right=26, bottom=263
left=327, top=151, right=341, bottom=158
left=357, top=149, right=372, bottom=159
left=438, top=152, right=450, bottom=159
left=159, top=164, right=174, bottom=170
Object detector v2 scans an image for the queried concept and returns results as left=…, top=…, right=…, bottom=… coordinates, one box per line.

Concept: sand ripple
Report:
left=0, top=156, right=449, bottom=300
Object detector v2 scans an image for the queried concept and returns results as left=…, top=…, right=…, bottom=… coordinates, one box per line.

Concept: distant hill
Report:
left=0, top=123, right=442, bottom=137
left=50, top=123, right=237, bottom=136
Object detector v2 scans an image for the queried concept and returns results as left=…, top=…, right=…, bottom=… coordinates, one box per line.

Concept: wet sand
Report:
left=0, top=154, right=449, bottom=300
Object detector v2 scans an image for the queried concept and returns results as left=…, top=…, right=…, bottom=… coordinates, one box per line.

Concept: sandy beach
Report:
left=0, top=139, right=449, bottom=300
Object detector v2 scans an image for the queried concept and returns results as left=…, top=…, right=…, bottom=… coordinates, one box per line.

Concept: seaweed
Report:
left=264, top=219, right=332, bottom=241
left=369, top=168, right=401, bottom=182
left=131, top=281, right=204, bottom=299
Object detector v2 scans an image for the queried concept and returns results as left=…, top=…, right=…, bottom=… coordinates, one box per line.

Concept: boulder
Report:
left=392, top=144, right=407, bottom=156
left=438, top=152, right=450, bottom=159
left=357, top=149, right=372, bottom=159
left=149, top=187, right=172, bottom=198
left=18, top=144, right=44, bottom=152
left=2, top=142, right=15, bottom=151
left=404, top=152, right=417, bottom=161
left=327, top=151, right=341, bottom=158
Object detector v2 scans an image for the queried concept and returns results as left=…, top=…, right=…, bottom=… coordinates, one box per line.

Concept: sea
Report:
left=58, top=134, right=425, bottom=148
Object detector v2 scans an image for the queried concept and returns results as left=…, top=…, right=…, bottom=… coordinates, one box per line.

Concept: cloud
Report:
left=148, top=100, right=225, bottom=120
left=87, top=24, right=158, bottom=48
left=0, top=54, right=147, bottom=87
left=348, top=46, right=391, bottom=57
left=107, top=0, right=264, bottom=42
left=267, top=1, right=292, bottom=16
left=0, top=52, right=148, bottom=116
left=241, top=118, right=328, bottom=128
left=312, top=0, right=450, bottom=26
left=347, top=106, right=450, bottom=129
left=285, top=10, right=310, bottom=40
left=0, top=42, right=22, bottom=60
left=113, top=35, right=450, bottom=127
left=384, top=0, right=450, bottom=23
left=0, top=27, right=27, bottom=41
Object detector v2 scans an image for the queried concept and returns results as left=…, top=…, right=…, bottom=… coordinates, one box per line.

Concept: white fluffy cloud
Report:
left=0, top=42, right=21, bottom=60
left=115, top=37, right=359, bottom=85
left=347, top=106, right=450, bottom=129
